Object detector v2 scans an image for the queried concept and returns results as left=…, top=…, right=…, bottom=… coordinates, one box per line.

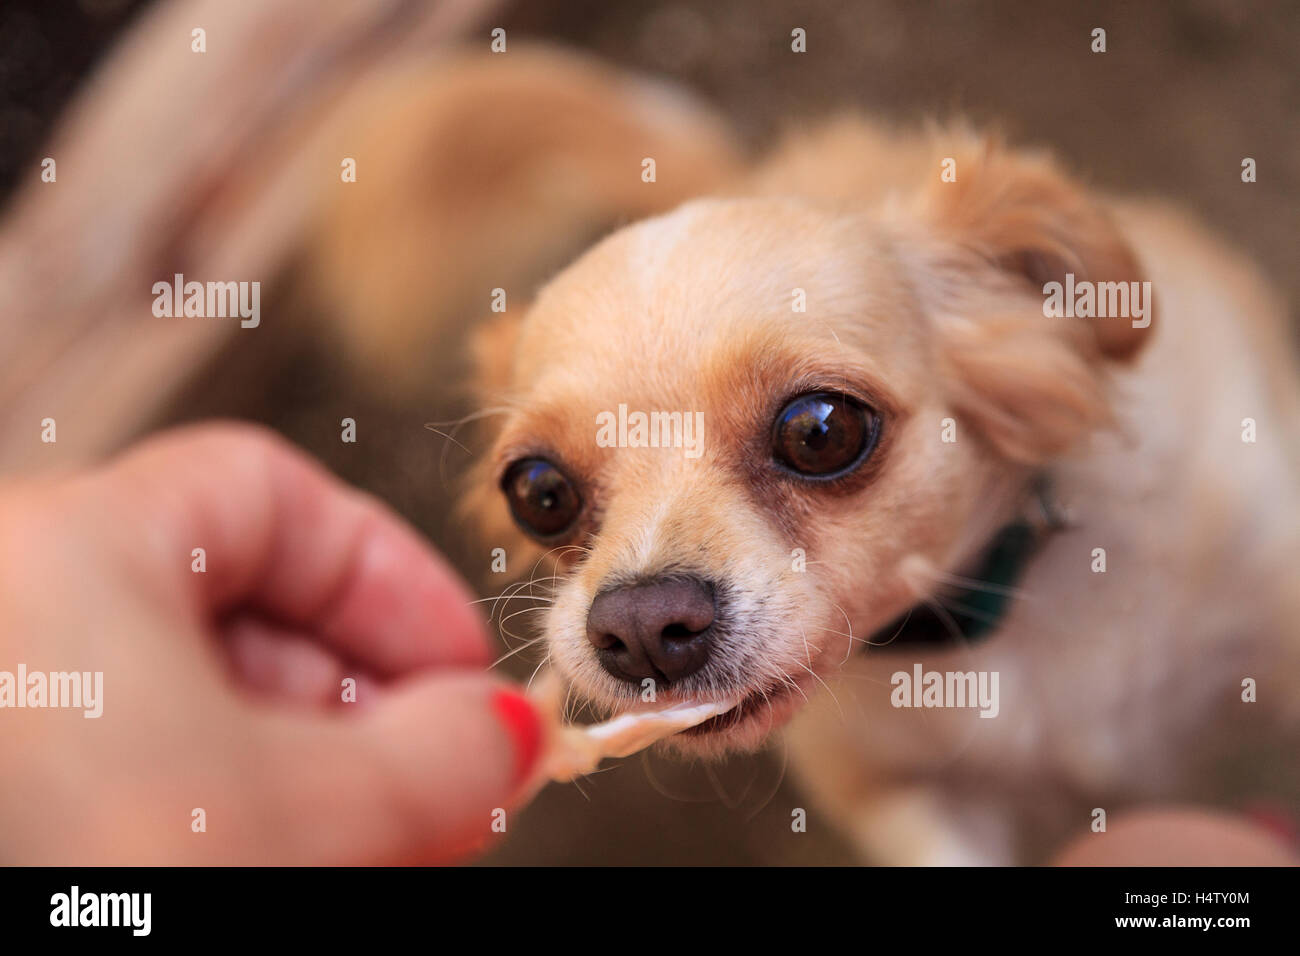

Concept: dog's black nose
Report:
left=586, top=576, right=716, bottom=684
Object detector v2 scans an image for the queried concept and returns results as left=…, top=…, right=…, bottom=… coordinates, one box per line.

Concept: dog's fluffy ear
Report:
left=910, top=134, right=1153, bottom=464
left=921, top=134, right=1152, bottom=360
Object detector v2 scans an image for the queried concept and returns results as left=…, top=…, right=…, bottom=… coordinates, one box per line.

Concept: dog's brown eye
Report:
left=502, top=457, right=582, bottom=539
left=772, top=392, right=877, bottom=478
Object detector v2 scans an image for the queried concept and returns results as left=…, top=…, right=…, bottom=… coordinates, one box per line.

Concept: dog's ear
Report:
left=909, top=135, right=1153, bottom=464
left=921, top=135, right=1152, bottom=360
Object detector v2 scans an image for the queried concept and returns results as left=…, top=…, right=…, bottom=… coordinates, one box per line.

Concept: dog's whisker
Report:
left=929, top=593, right=1008, bottom=629
left=803, top=622, right=872, bottom=647
left=485, top=577, right=533, bottom=624
left=496, top=603, right=551, bottom=635
left=490, top=633, right=548, bottom=669
left=465, top=593, right=555, bottom=607
left=922, top=567, right=1031, bottom=601
left=425, top=405, right=515, bottom=432
left=490, top=574, right=562, bottom=623
left=791, top=660, right=836, bottom=716
left=797, top=621, right=814, bottom=669
left=426, top=405, right=520, bottom=485
left=518, top=574, right=564, bottom=597
left=422, top=424, right=471, bottom=456
left=918, top=594, right=977, bottom=656
left=766, top=670, right=799, bottom=704
left=494, top=601, right=556, bottom=628
left=831, top=602, right=857, bottom=664
left=524, top=654, right=552, bottom=696
left=522, top=544, right=592, bottom=586
left=861, top=607, right=912, bottom=648
left=570, top=774, right=592, bottom=802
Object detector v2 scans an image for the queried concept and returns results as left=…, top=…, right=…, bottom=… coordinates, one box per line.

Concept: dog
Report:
left=314, top=47, right=1300, bottom=864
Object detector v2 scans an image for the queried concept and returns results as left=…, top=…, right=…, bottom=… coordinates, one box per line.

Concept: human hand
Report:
left=0, top=424, right=539, bottom=864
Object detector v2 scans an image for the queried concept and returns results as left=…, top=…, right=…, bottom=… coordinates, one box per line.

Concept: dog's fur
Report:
left=316, top=48, right=1300, bottom=864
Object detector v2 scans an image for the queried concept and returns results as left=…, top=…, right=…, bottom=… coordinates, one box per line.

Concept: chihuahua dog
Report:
left=315, top=48, right=1300, bottom=864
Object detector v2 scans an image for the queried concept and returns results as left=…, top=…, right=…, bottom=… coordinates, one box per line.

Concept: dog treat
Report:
left=528, top=671, right=740, bottom=785
left=542, top=698, right=739, bottom=783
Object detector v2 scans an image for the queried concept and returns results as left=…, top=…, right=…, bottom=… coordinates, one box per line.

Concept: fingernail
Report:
left=491, top=689, right=543, bottom=789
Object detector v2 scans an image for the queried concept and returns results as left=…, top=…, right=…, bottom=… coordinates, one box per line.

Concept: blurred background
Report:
left=0, top=0, right=1295, bottom=864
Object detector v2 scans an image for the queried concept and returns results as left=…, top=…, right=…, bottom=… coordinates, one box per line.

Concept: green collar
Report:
left=867, top=477, right=1065, bottom=649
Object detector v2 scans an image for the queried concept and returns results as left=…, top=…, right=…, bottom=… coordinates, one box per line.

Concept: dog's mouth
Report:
left=673, top=679, right=802, bottom=738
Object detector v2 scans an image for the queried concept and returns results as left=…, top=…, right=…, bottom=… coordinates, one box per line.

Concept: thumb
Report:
left=258, top=672, right=544, bottom=864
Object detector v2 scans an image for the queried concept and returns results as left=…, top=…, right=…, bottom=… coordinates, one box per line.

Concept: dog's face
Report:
left=469, top=146, right=1149, bottom=756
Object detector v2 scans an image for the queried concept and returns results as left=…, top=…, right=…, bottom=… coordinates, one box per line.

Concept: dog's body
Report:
left=318, top=49, right=1300, bottom=863
left=779, top=184, right=1300, bottom=864
left=743, top=129, right=1300, bottom=861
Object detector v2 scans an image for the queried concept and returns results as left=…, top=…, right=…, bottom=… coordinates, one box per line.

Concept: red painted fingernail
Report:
left=1245, top=802, right=1300, bottom=849
left=491, top=689, right=543, bottom=789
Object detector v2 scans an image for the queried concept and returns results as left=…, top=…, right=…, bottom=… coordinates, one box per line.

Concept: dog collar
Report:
left=867, top=476, right=1066, bottom=649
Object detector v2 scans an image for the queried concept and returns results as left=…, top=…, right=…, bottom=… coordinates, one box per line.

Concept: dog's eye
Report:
left=772, top=392, right=878, bottom=478
left=501, top=458, right=582, bottom=538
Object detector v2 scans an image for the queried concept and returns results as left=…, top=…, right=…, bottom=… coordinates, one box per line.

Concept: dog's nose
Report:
left=586, top=576, right=716, bottom=684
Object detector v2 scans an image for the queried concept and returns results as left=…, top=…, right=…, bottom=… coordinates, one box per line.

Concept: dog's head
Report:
left=464, top=136, right=1152, bottom=756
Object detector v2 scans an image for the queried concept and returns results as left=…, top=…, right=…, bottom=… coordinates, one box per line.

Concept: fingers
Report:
left=92, top=422, right=491, bottom=677
left=256, top=673, right=542, bottom=864
left=1051, top=808, right=1300, bottom=866
left=223, top=616, right=382, bottom=706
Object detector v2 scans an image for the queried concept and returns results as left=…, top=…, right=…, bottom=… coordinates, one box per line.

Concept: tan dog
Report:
left=316, top=49, right=1300, bottom=864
